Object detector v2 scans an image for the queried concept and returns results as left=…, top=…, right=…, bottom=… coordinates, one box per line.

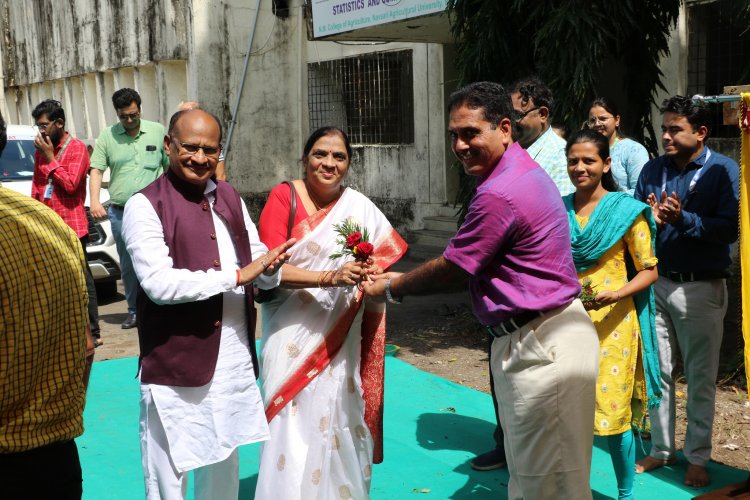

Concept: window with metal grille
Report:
left=308, top=50, right=414, bottom=145
left=687, top=0, right=750, bottom=138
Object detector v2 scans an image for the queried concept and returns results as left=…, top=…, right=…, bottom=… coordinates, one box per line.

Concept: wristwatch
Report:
left=384, top=279, right=402, bottom=304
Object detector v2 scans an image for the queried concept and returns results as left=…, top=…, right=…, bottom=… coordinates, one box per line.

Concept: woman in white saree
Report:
left=255, top=127, right=407, bottom=499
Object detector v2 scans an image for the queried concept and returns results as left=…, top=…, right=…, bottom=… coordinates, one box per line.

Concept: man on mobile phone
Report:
left=31, top=99, right=103, bottom=347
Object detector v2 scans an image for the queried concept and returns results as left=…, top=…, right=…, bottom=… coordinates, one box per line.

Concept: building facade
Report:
left=0, top=0, right=454, bottom=231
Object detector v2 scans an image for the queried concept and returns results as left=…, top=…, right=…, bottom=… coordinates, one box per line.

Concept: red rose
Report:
left=346, top=232, right=362, bottom=248
left=354, top=242, right=374, bottom=260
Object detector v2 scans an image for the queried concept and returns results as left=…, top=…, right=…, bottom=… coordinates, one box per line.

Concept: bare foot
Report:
left=684, top=463, right=710, bottom=488
left=635, top=456, right=676, bottom=474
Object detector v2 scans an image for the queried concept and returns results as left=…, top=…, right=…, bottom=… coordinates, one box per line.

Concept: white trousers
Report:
left=140, top=386, right=240, bottom=500
left=492, top=300, right=600, bottom=500
left=648, top=278, right=727, bottom=466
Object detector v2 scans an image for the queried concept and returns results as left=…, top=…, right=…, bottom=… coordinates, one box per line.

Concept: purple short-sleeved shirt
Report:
left=443, top=143, right=580, bottom=326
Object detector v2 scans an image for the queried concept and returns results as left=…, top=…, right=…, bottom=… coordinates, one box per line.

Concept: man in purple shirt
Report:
left=364, top=81, right=599, bottom=499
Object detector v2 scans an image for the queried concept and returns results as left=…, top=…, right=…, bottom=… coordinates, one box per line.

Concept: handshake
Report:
left=361, top=271, right=404, bottom=303
left=323, top=258, right=403, bottom=302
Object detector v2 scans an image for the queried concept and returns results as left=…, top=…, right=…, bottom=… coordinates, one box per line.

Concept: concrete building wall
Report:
left=650, top=6, right=688, bottom=156
left=0, top=0, right=449, bottom=231
left=0, top=0, right=190, bottom=134
left=1, top=60, right=188, bottom=139
left=215, top=2, right=448, bottom=228
left=217, top=0, right=303, bottom=197
left=301, top=40, right=446, bottom=227
left=0, top=0, right=188, bottom=85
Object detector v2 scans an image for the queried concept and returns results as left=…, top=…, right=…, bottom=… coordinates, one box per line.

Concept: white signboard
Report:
left=311, top=0, right=448, bottom=38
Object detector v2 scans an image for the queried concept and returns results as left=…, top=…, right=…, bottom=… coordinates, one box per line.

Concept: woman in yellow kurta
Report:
left=563, top=129, right=661, bottom=500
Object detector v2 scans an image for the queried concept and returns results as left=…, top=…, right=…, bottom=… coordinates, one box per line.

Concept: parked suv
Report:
left=0, top=125, right=121, bottom=295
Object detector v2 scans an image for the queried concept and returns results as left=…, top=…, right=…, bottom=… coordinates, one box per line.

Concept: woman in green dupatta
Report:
left=564, top=129, right=661, bottom=500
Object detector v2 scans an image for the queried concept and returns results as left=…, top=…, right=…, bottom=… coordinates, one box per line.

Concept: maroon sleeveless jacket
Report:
left=137, top=171, right=258, bottom=387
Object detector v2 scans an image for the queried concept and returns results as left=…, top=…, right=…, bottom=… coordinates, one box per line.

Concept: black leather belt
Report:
left=109, top=204, right=125, bottom=209
left=485, top=310, right=542, bottom=338
left=659, top=271, right=726, bottom=283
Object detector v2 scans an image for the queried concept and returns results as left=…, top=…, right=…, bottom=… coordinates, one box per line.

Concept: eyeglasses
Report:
left=513, top=107, right=541, bottom=122
left=171, top=137, right=221, bottom=158
left=34, top=123, right=51, bottom=131
left=587, top=115, right=613, bottom=126
left=118, top=111, right=140, bottom=121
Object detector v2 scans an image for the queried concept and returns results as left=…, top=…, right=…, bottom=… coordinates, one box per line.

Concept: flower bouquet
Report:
left=579, top=277, right=598, bottom=310
left=329, top=218, right=374, bottom=262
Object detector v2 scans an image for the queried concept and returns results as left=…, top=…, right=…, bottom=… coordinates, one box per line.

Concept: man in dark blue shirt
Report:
left=634, top=95, right=739, bottom=488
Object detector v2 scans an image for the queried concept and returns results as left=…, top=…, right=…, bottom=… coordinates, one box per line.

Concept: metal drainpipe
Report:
left=224, top=0, right=262, bottom=156
left=0, top=41, right=7, bottom=121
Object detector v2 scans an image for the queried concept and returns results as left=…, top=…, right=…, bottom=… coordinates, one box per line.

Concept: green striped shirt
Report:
left=90, top=119, right=169, bottom=205
left=526, top=127, right=573, bottom=196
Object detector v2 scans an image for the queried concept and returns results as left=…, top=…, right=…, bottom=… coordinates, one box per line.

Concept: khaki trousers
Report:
left=491, top=299, right=599, bottom=500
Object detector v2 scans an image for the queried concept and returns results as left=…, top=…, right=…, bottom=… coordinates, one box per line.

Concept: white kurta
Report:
left=123, top=179, right=278, bottom=473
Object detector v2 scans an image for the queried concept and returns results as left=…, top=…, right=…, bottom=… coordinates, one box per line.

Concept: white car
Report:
left=0, top=124, right=121, bottom=295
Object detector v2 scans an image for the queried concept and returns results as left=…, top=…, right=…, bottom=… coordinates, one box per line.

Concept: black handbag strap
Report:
left=283, top=181, right=296, bottom=239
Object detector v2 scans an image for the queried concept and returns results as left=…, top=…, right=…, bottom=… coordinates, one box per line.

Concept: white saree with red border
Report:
left=255, top=187, right=407, bottom=500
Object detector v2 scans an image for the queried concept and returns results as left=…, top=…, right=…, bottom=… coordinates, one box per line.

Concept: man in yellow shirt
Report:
left=0, top=113, right=95, bottom=499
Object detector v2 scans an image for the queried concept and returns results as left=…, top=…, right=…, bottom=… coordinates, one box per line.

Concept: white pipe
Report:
left=692, top=94, right=742, bottom=103
left=0, top=39, right=8, bottom=121
left=297, top=3, right=304, bottom=176
left=225, top=0, right=262, bottom=154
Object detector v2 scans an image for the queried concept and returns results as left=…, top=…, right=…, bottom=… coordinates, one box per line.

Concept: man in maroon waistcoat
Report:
left=121, top=109, right=293, bottom=499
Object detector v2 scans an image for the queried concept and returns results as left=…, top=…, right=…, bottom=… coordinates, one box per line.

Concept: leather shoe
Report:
left=470, top=447, right=507, bottom=471
left=121, top=313, right=137, bottom=329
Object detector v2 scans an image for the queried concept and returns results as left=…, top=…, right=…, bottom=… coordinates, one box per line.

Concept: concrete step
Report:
left=435, top=205, right=461, bottom=217
left=405, top=243, right=446, bottom=262
left=407, top=228, right=454, bottom=249
left=424, top=215, right=459, bottom=232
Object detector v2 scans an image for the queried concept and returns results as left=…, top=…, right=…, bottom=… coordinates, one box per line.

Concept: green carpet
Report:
left=79, top=356, right=747, bottom=499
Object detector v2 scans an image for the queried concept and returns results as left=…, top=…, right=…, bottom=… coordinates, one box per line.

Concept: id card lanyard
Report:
left=660, top=148, right=711, bottom=196
left=44, top=134, right=73, bottom=200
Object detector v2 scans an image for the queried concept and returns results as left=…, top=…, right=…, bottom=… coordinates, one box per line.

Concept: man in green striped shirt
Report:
left=89, top=88, right=168, bottom=329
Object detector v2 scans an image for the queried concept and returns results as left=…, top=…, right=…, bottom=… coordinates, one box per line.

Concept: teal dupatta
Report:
left=563, top=192, right=662, bottom=413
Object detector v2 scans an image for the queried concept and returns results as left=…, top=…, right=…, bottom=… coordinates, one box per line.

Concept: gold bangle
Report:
left=317, top=271, right=324, bottom=288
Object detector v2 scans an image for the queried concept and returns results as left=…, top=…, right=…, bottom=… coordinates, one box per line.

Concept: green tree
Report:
left=447, top=0, right=682, bottom=155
